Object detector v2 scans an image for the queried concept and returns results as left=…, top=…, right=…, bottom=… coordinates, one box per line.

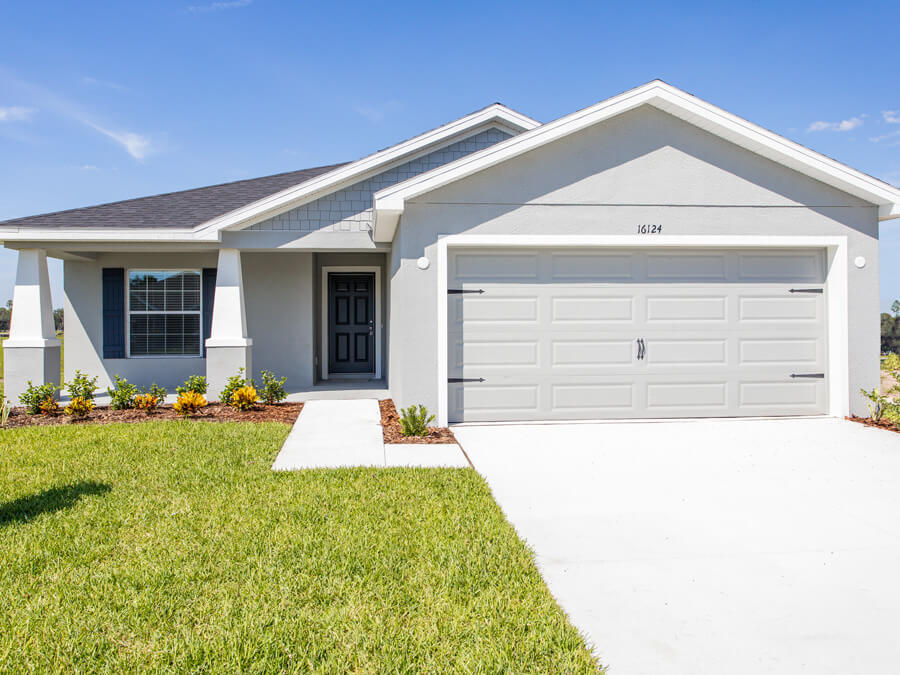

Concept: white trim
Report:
left=373, top=80, right=900, bottom=242
left=191, top=105, right=539, bottom=239
left=320, top=266, right=382, bottom=381
left=125, top=268, right=203, bottom=359
left=435, top=234, right=850, bottom=426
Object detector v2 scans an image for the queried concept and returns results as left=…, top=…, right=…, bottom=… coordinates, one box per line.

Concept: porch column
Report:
left=205, top=248, right=252, bottom=400
left=3, top=249, right=62, bottom=404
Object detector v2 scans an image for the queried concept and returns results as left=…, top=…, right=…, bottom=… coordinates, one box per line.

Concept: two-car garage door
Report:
left=447, top=248, right=828, bottom=422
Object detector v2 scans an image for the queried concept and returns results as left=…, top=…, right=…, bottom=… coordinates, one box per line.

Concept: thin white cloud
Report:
left=80, top=164, right=100, bottom=171
left=82, top=76, right=129, bottom=92
left=870, top=129, right=900, bottom=144
left=883, top=110, right=900, bottom=124
left=807, top=116, right=864, bottom=132
left=186, top=0, right=252, bottom=12
left=0, top=106, right=36, bottom=122
left=85, top=121, right=152, bottom=160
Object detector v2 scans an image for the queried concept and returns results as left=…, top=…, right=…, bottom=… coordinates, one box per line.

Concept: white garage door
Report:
left=447, top=248, right=828, bottom=422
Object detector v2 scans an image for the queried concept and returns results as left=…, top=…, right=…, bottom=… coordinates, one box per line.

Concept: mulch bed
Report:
left=379, top=399, right=456, bottom=444
left=845, top=415, right=900, bottom=434
left=1, top=402, right=304, bottom=429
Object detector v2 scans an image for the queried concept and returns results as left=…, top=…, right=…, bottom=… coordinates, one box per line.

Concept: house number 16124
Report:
left=637, top=224, right=663, bottom=234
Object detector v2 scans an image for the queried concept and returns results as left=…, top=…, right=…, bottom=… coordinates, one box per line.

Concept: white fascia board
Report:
left=372, top=80, right=900, bottom=242
left=191, top=104, right=541, bottom=241
left=0, top=228, right=198, bottom=243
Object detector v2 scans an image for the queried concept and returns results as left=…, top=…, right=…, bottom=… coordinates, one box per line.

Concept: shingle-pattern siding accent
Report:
left=249, top=129, right=512, bottom=233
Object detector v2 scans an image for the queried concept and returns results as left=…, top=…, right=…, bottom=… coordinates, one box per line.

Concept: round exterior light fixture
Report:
left=417, top=256, right=430, bottom=270
left=854, top=256, right=866, bottom=269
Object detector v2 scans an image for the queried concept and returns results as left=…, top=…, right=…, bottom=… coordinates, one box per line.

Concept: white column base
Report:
left=3, top=340, right=62, bottom=404
left=206, top=339, right=253, bottom=401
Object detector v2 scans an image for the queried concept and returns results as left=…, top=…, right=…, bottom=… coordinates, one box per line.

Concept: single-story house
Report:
left=3, top=81, right=899, bottom=425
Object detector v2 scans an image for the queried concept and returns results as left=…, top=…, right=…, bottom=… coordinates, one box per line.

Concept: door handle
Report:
left=636, top=338, right=645, bottom=360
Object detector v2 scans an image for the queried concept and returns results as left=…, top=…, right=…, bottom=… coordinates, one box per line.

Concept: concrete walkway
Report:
left=455, top=417, right=900, bottom=675
left=272, top=399, right=467, bottom=469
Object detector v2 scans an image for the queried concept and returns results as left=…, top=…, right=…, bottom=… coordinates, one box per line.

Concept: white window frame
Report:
left=125, top=268, right=203, bottom=359
left=320, top=266, right=382, bottom=380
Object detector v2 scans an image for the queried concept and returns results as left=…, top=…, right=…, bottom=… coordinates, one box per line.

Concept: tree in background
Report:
left=883, top=300, right=900, bottom=355
left=53, top=308, right=64, bottom=333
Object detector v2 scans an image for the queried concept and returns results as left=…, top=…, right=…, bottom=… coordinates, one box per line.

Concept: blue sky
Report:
left=1, top=0, right=899, bottom=309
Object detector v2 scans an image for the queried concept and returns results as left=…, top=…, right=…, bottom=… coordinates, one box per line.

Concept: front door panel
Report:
left=328, top=273, right=375, bottom=374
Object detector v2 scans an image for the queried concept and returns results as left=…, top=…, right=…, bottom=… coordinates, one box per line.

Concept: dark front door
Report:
left=328, top=273, right=375, bottom=375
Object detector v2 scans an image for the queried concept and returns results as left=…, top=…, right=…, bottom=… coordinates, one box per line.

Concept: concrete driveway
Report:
left=454, top=417, right=900, bottom=675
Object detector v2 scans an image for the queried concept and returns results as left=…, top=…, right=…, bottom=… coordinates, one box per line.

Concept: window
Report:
left=128, top=270, right=201, bottom=356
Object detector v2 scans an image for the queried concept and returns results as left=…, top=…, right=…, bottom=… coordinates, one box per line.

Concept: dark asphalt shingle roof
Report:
left=0, top=163, right=348, bottom=230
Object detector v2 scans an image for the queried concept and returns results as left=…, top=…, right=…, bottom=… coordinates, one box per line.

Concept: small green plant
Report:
left=883, top=353, right=900, bottom=371
left=19, top=381, right=60, bottom=415
left=259, top=370, right=288, bottom=405
left=176, top=375, right=207, bottom=396
left=64, top=396, right=95, bottom=419
left=220, top=368, right=254, bottom=406
left=108, top=374, right=138, bottom=410
left=230, top=385, right=259, bottom=411
left=399, top=404, right=435, bottom=437
left=66, top=370, right=99, bottom=402
left=174, top=391, right=207, bottom=417
left=0, top=398, right=10, bottom=427
left=861, top=388, right=894, bottom=423
left=144, top=383, right=168, bottom=402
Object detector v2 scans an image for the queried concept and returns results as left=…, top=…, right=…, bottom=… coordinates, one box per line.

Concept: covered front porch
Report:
left=2, top=246, right=389, bottom=403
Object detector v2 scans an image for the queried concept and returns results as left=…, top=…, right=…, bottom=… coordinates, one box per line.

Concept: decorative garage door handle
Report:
left=447, top=289, right=485, bottom=294
left=790, top=373, right=825, bottom=378
left=788, top=288, right=823, bottom=294
left=636, top=338, right=645, bottom=360
left=448, top=377, right=485, bottom=383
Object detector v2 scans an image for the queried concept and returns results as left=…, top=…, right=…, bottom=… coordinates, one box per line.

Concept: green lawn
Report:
left=0, top=422, right=600, bottom=673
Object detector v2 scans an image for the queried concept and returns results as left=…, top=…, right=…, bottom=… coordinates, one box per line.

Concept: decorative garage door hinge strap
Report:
left=448, top=377, right=485, bottom=383
left=788, top=288, right=823, bottom=294
left=790, top=373, right=825, bottom=378
left=448, top=289, right=485, bottom=294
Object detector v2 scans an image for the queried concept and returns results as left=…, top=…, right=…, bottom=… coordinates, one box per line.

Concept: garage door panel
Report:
left=646, top=295, right=728, bottom=322
left=552, top=296, right=634, bottom=322
left=550, top=253, right=634, bottom=280
left=646, top=253, right=727, bottom=281
left=448, top=247, right=827, bottom=422
left=738, top=252, right=824, bottom=282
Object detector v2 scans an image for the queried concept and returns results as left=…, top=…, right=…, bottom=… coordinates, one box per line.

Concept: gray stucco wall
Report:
left=388, top=105, right=880, bottom=417
left=64, top=252, right=218, bottom=391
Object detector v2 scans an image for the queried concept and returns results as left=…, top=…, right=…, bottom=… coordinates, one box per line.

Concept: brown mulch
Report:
left=379, top=399, right=456, bottom=444
left=845, top=415, right=900, bottom=434
left=1, top=401, right=304, bottom=429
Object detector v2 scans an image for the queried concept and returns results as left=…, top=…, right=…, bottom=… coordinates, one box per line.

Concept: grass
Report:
left=0, top=422, right=601, bottom=673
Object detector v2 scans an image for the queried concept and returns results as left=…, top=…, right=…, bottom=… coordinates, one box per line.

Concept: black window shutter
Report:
left=102, top=268, right=125, bottom=358
left=202, top=268, right=217, bottom=356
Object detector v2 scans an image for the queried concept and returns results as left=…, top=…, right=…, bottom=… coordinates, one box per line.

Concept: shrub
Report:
left=174, top=391, right=207, bottom=417
left=861, top=388, right=894, bottom=423
left=39, top=398, right=60, bottom=416
left=19, top=381, right=60, bottom=415
left=884, top=353, right=900, bottom=372
left=0, top=398, right=10, bottom=427
left=64, top=396, right=95, bottom=419
left=133, top=393, right=160, bottom=414
left=176, top=375, right=207, bottom=396
left=399, top=404, right=435, bottom=437
left=259, top=370, right=288, bottom=405
left=220, top=368, right=254, bottom=405
left=144, top=383, right=168, bottom=402
left=66, top=370, right=99, bottom=401
left=108, top=374, right=138, bottom=410
left=230, top=385, right=259, bottom=411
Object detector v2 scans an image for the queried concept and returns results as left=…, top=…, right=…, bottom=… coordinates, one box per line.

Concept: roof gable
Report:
left=372, top=81, right=900, bottom=242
